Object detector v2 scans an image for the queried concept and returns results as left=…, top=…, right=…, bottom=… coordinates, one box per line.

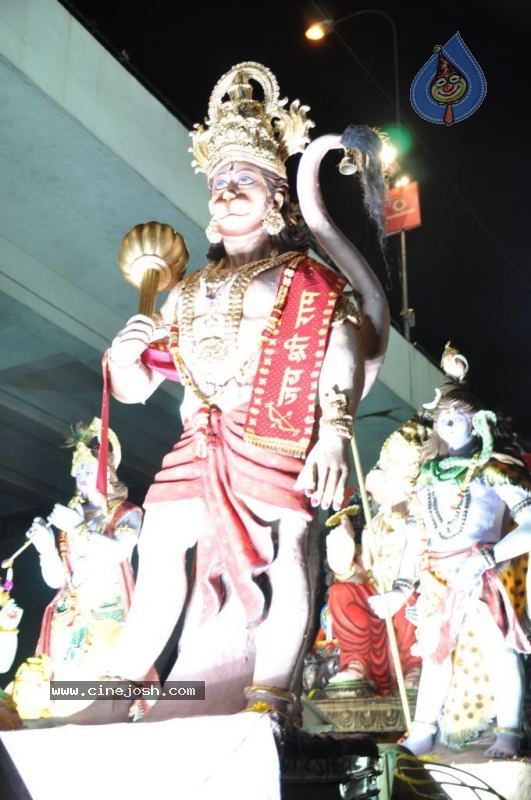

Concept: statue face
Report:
left=435, top=406, right=474, bottom=451
left=72, top=460, right=98, bottom=495
left=208, top=161, right=273, bottom=238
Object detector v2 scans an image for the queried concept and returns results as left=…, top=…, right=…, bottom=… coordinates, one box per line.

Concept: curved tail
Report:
left=296, top=133, right=390, bottom=398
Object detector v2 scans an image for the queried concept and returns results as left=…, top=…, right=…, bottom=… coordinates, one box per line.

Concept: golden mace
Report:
left=118, top=221, right=189, bottom=316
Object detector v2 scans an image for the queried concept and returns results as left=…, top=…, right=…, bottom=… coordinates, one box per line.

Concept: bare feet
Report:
left=327, top=660, right=367, bottom=684
left=400, top=721, right=437, bottom=756
left=484, top=731, right=522, bottom=759
left=326, top=661, right=374, bottom=697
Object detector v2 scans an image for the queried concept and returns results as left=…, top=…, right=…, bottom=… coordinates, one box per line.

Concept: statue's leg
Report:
left=110, top=499, right=201, bottom=680
left=475, top=602, right=525, bottom=758
left=251, top=511, right=312, bottom=699
left=327, top=582, right=389, bottom=692
left=404, top=657, right=452, bottom=754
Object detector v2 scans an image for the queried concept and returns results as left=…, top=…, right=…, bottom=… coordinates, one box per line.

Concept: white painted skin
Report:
left=369, top=405, right=531, bottom=757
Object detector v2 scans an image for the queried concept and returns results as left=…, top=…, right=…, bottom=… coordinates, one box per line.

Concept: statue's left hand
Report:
left=294, top=433, right=349, bottom=511
left=47, top=504, right=84, bottom=534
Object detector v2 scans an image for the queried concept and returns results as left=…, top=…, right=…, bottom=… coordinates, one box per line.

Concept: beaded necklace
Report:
left=417, top=453, right=479, bottom=540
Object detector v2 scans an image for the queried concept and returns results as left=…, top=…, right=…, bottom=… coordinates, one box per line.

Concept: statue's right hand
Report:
left=367, top=590, right=406, bottom=619
left=26, top=518, right=55, bottom=554
left=109, top=314, right=156, bottom=368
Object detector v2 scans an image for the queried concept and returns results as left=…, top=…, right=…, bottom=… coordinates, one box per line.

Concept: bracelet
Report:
left=392, top=577, right=415, bottom=593
left=320, top=417, right=353, bottom=439
left=333, top=565, right=359, bottom=582
left=481, top=546, right=496, bottom=569
left=320, top=386, right=354, bottom=439
left=493, top=726, right=525, bottom=738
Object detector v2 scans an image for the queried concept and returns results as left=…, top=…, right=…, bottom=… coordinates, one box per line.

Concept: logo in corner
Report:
left=410, top=32, right=487, bottom=125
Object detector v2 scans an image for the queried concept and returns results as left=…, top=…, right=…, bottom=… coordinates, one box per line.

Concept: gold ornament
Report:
left=440, top=340, right=469, bottom=382
left=9, top=655, right=53, bottom=719
left=118, top=221, right=188, bottom=317
left=190, top=61, right=314, bottom=179
left=263, top=206, right=285, bottom=235
left=205, top=217, right=222, bottom=243
left=320, top=387, right=354, bottom=440
left=67, top=417, right=121, bottom=475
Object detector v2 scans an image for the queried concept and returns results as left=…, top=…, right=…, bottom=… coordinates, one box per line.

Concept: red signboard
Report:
left=384, top=181, right=421, bottom=235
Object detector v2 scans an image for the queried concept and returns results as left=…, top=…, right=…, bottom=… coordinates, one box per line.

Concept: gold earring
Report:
left=205, top=217, right=222, bottom=243
left=263, top=206, right=285, bottom=235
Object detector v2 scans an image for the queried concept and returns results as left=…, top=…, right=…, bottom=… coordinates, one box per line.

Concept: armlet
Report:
left=331, top=293, right=362, bottom=328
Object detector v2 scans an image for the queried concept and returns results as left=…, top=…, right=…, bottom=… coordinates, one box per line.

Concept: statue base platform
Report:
left=303, top=690, right=416, bottom=733
left=303, top=693, right=531, bottom=799
left=1, top=703, right=530, bottom=799
left=0, top=712, right=281, bottom=800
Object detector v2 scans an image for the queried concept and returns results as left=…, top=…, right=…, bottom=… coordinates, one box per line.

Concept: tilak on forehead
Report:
left=189, top=61, right=314, bottom=179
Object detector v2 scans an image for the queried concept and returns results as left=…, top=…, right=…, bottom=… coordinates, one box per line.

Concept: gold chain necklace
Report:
left=169, top=252, right=303, bottom=409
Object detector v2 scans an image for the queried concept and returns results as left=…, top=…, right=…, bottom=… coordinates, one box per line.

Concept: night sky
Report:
left=60, top=0, right=531, bottom=443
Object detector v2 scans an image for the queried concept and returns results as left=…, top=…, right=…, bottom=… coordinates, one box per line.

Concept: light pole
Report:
left=306, top=11, right=415, bottom=342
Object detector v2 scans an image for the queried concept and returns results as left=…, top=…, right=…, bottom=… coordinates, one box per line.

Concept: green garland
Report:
left=421, top=409, right=496, bottom=485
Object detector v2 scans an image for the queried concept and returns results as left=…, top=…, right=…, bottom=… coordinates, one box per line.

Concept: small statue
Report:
left=11, top=418, right=145, bottom=718
left=369, top=349, right=531, bottom=758
left=324, top=418, right=428, bottom=697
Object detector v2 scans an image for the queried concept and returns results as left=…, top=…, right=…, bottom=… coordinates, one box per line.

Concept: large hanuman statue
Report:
left=70, top=61, right=391, bottom=725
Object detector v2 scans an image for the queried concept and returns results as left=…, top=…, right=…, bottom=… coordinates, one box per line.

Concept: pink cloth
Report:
left=145, top=404, right=313, bottom=627
left=141, top=340, right=181, bottom=382
left=419, top=548, right=531, bottom=664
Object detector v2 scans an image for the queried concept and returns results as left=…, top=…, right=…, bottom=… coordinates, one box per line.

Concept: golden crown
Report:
left=190, top=61, right=314, bottom=178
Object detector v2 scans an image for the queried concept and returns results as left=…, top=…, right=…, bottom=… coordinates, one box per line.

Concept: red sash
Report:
left=244, top=258, right=345, bottom=458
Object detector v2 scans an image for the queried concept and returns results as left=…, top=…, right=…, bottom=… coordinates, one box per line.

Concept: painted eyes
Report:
left=213, top=173, right=256, bottom=191
left=433, top=74, right=463, bottom=89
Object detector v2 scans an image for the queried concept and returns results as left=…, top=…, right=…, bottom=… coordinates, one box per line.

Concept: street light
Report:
left=305, top=10, right=416, bottom=342
left=305, top=10, right=400, bottom=126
